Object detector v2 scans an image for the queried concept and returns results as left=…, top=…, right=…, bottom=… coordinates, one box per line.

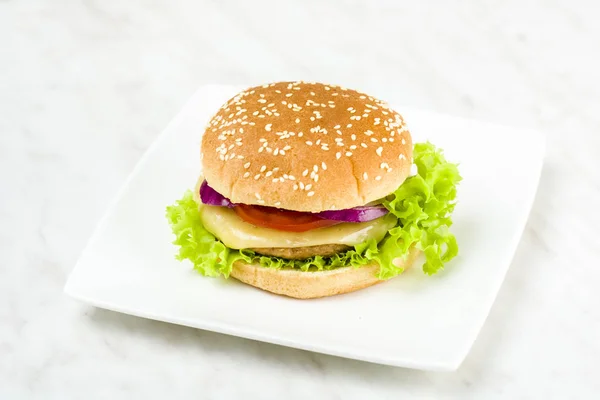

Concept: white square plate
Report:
left=65, top=85, right=544, bottom=371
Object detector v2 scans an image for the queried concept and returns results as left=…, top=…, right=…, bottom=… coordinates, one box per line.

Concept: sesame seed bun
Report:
left=230, top=247, right=420, bottom=299
left=201, top=81, right=412, bottom=212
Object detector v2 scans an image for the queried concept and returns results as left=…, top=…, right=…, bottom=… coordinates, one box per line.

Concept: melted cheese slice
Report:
left=199, top=204, right=396, bottom=249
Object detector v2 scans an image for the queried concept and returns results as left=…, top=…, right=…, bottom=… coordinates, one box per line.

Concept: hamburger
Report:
left=166, top=81, right=461, bottom=299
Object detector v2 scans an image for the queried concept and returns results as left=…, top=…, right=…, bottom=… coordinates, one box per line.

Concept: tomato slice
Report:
left=233, top=204, right=341, bottom=232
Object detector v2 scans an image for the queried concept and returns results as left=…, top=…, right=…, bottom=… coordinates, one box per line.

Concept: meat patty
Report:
left=250, top=244, right=351, bottom=260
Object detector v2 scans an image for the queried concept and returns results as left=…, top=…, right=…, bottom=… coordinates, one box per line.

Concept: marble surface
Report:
left=1, top=0, right=599, bottom=398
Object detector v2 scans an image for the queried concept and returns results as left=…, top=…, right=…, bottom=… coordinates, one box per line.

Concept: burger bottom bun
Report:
left=230, top=247, right=420, bottom=299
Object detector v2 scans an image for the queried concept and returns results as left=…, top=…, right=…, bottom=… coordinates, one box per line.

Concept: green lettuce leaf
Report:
left=378, top=142, right=461, bottom=276
left=166, top=193, right=244, bottom=278
left=166, top=142, right=461, bottom=279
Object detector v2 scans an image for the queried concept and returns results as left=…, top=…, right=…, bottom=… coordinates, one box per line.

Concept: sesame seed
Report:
left=347, top=124, right=352, bottom=128
left=321, top=162, right=327, bottom=170
left=375, top=176, right=382, bottom=181
left=380, top=162, right=388, bottom=169
left=370, top=138, right=378, bottom=143
left=302, top=169, right=309, bottom=176
left=266, top=171, right=273, bottom=177
left=336, top=152, right=342, bottom=159
left=260, top=165, right=266, bottom=172
left=293, top=184, right=299, bottom=190
left=399, top=153, right=406, bottom=160
left=299, top=182, right=305, bottom=190
left=350, top=145, right=357, bottom=150
left=363, top=172, right=368, bottom=180
left=243, top=172, right=250, bottom=178
left=361, top=143, right=367, bottom=148
left=346, top=151, right=353, bottom=157
left=258, top=99, right=266, bottom=104
left=306, top=141, right=313, bottom=146
left=265, top=124, right=272, bottom=131
left=272, top=178, right=279, bottom=183
left=305, top=184, right=313, bottom=190
left=376, top=147, right=383, bottom=156
left=382, top=138, right=388, bottom=143
left=295, top=118, right=300, bottom=123
left=307, top=191, right=315, bottom=197
left=286, top=93, right=293, bottom=97
left=401, top=138, right=406, bottom=145
left=255, top=193, right=261, bottom=200
left=254, top=174, right=260, bottom=180
left=334, top=125, right=340, bottom=129
left=298, top=132, right=303, bottom=137
left=275, top=202, right=281, bottom=206
left=313, top=165, right=319, bottom=172
left=351, top=134, right=356, bottom=141
left=274, top=148, right=279, bottom=155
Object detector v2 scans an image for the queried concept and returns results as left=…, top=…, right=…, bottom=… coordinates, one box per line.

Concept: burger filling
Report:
left=166, top=143, right=461, bottom=279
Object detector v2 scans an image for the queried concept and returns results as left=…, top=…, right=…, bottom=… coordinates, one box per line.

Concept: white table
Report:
left=1, top=1, right=599, bottom=398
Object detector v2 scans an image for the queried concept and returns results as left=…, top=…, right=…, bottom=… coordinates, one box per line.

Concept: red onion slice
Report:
left=199, top=180, right=235, bottom=208
left=199, top=181, right=388, bottom=222
left=314, top=206, right=389, bottom=222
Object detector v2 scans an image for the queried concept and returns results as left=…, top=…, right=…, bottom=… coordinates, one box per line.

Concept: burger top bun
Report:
left=201, top=81, right=412, bottom=212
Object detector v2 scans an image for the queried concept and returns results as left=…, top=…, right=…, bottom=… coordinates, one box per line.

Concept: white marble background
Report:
left=1, top=0, right=600, bottom=398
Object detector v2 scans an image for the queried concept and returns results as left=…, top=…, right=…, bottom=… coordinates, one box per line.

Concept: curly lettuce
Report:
left=166, top=142, right=461, bottom=280
left=378, top=142, right=461, bottom=277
